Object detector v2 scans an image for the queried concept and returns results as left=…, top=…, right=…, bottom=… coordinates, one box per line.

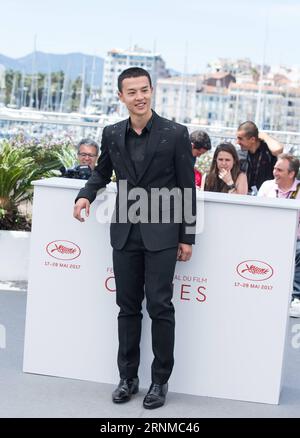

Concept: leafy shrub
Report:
left=0, top=134, right=77, bottom=230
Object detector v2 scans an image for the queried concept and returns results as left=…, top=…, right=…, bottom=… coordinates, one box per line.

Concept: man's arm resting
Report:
left=259, top=132, right=283, bottom=156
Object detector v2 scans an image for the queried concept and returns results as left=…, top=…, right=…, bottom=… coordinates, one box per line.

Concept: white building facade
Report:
left=155, top=74, right=300, bottom=132
left=155, top=76, right=201, bottom=123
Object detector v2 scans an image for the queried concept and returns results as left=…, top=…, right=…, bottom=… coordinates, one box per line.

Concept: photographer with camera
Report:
left=62, top=138, right=99, bottom=179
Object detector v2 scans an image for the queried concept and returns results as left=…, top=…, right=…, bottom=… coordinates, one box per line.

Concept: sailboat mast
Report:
left=79, top=58, right=86, bottom=113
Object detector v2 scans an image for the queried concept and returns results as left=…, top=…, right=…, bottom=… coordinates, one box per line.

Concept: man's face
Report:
left=273, top=158, right=295, bottom=187
left=192, top=145, right=208, bottom=158
left=236, top=130, right=255, bottom=151
left=118, top=76, right=153, bottom=117
left=77, top=145, right=98, bottom=170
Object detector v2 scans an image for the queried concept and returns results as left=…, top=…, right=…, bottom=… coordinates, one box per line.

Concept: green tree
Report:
left=51, top=70, right=65, bottom=110
left=4, top=68, right=89, bottom=112
left=71, top=76, right=82, bottom=111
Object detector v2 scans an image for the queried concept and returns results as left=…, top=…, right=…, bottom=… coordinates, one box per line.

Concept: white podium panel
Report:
left=23, top=178, right=300, bottom=404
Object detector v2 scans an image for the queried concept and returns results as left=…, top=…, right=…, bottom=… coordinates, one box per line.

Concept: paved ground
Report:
left=0, top=285, right=300, bottom=418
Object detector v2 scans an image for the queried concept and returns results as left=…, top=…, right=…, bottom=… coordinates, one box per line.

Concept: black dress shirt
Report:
left=125, top=114, right=153, bottom=180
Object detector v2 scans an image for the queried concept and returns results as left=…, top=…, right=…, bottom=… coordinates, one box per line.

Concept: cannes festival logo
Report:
left=46, top=240, right=81, bottom=261
left=236, top=260, right=274, bottom=281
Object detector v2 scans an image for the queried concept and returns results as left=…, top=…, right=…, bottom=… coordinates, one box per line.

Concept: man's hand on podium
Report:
left=73, top=198, right=91, bottom=222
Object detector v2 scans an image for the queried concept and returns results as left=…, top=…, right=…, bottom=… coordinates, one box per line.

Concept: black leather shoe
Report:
left=143, top=383, right=168, bottom=409
left=112, top=377, right=139, bottom=403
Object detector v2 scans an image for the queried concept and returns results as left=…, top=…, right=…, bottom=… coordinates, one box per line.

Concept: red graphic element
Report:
left=180, top=284, right=191, bottom=301
left=46, top=240, right=81, bottom=261
left=236, top=260, right=274, bottom=282
left=196, top=286, right=207, bottom=302
left=180, top=284, right=207, bottom=303
left=242, top=265, right=268, bottom=275
left=105, top=276, right=116, bottom=292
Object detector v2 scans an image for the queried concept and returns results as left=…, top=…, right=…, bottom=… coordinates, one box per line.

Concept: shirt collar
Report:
left=127, top=112, right=154, bottom=134
left=275, top=179, right=299, bottom=194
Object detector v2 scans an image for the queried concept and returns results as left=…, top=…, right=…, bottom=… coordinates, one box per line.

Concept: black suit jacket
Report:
left=76, top=111, right=196, bottom=251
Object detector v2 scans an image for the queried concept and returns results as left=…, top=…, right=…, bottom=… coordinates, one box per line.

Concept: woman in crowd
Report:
left=204, top=142, right=248, bottom=194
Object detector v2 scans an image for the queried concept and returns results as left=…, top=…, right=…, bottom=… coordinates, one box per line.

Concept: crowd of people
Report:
left=190, top=122, right=300, bottom=319
left=191, top=120, right=283, bottom=195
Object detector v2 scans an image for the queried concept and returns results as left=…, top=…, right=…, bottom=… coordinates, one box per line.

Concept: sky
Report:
left=0, top=0, right=299, bottom=73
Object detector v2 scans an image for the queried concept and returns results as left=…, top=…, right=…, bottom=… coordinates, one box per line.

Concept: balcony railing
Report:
left=0, top=110, right=299, bottom=153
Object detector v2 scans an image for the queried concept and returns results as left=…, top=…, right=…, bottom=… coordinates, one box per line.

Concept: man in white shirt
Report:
left=258, top=153, right=300, bottom=317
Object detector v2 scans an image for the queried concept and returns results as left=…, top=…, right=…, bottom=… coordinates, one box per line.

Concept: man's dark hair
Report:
left=118, top=67, right=152, bottom=92
left=238, top=121, right=259, bottom=139
left=77, top=138, right=99, bottom=155
left=189, top=130, right=211, bottom=150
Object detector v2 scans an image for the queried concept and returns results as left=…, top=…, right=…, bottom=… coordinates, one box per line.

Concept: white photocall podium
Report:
left=23, top=177, right=300, bottom=404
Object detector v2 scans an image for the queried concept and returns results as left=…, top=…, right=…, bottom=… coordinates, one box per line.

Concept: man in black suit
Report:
left=74, top=67, right=196, bottom=409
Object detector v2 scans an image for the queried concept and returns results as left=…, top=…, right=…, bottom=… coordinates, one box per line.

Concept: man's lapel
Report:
left=114, top=120, right=137, bottom=184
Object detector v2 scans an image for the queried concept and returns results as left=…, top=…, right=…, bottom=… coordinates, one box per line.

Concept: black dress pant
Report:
left=113, top=224, right=178, bottom=384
